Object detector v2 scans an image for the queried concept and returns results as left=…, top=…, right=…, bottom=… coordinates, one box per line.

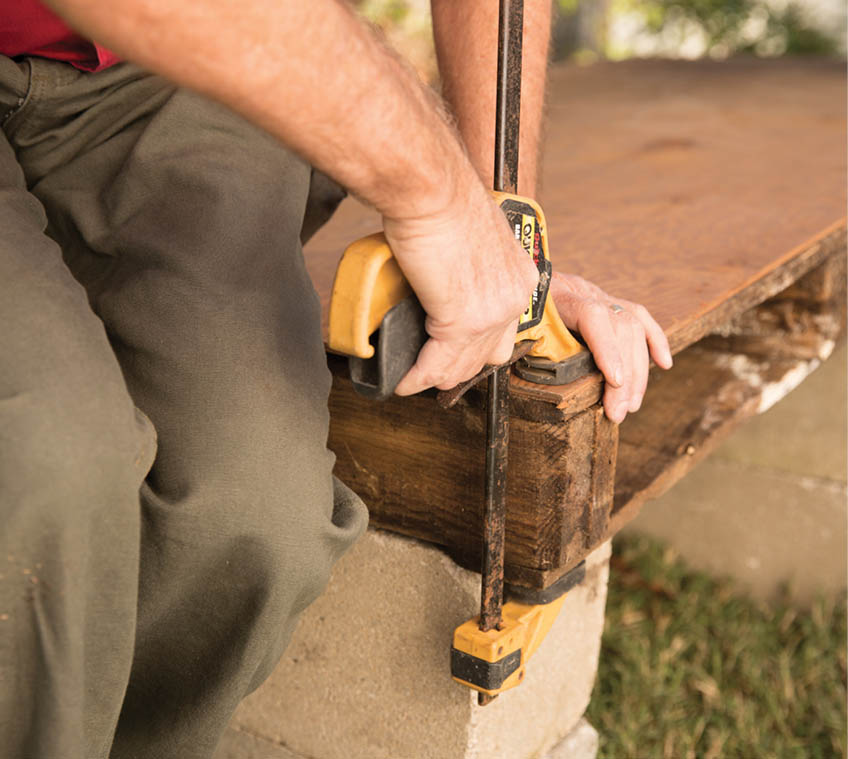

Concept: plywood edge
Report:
left=507, top=221, right=846, bottom=415
left=665, top=220, right=846, bottom=353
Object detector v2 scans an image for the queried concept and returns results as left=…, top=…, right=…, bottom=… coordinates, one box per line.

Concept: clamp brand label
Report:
left=499, top=198, right=551, bottom=332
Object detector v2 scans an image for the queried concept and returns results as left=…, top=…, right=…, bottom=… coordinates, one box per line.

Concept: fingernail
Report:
left=611, top=401, right=628, bottom=423
left=612, top=367, right=624, bottom=388
left=663, top=348, right=673, bottom=368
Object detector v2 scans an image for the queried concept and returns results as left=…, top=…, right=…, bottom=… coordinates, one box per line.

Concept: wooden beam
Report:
left=328, top=375, right=617, bottom=586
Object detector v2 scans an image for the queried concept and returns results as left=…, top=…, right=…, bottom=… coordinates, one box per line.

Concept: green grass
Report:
left=586, top=535, right=847, bottom=758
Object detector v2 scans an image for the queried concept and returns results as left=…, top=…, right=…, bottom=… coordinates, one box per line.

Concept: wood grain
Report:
left=328, top=248, right=845, bottom=588
left=328, top=380, right=617, bottom=585
left=609, top=250, right=847, bottom=541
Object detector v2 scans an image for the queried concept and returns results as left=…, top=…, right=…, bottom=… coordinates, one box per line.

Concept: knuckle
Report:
left=492, top=347, right=513, bottom=366
left=581, top=299, right=607, bottom=320
left=437, top=372, right=466, bottom=390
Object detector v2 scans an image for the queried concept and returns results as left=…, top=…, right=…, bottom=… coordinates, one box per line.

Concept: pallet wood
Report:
left=327, top=375, right=617, bottom=587
left=306, top=59, right=847, bottom=588
left=330, top=249, right=845, bottom=587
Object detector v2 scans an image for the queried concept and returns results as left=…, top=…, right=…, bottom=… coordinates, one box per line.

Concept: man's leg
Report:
left=0, top=128, right=155, bottom=757
left=12, top=60, right=368, bottom=758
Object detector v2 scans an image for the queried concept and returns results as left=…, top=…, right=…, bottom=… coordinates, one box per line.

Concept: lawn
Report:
left=587, top=535, right=847, bottom=758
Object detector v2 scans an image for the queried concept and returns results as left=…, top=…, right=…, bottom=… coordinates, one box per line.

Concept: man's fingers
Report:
left=393, top=358, right=427, bottom=397
left=551, top=271, right=673, bottom=424
left=573, top=299, right=625, bottom=389
left=626, top=320, right=650, bottom=412
left=395, top=336, right=502, bottom=396
left=602, top=362, right=633, bottom=424
left=490, top=326, right=518, bottom=367
left=596, top=309, right=648, bottom=423
left=624, top=301, right=673, bottom=369
left=394, top=339, right=453, bottom=396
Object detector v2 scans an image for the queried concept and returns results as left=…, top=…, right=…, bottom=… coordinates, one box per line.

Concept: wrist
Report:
left=374, top=132, right=483, bottom=224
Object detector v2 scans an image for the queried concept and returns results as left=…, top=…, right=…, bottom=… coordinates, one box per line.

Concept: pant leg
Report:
left=0, top=127, right=155, bottom=757
left=10, top=60, right=368, bottom=758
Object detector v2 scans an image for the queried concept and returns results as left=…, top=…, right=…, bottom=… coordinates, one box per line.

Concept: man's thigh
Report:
left=0, top=123, right=154, bottom=758
left=9, top=61, right=366, bottom=756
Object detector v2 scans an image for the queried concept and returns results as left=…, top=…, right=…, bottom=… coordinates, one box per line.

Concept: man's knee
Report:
left=0, top=379, right=153, bottom=528
left=236, top=474, right=368, bottom=690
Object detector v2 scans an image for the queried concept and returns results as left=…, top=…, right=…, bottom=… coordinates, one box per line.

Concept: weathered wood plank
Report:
left=608, top=250, right=847, bottom=540
left=307, top=59, right=846, bottom=369
left=328, top=381, right=617, bottom=586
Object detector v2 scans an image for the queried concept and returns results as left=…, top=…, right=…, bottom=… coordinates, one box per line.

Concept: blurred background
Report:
left=356, top=0, right=845, bottom=79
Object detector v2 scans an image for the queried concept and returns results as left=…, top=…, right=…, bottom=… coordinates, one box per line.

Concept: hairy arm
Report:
left=45, top=0, right=540, bottom=394
left=432, top=0, right=550, bottom=195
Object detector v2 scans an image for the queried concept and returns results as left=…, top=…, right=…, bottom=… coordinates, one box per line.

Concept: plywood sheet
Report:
left=305, top=58, right=846, bottom=373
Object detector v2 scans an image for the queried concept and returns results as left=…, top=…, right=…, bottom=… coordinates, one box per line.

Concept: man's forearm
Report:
left=431, top=0, right=551, bottom=195
left=45, top=0, right=478, bottom=222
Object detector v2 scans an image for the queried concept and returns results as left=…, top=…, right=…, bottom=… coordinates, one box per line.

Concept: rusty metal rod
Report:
left=479, top=0, right=523, bottom=633
left=477, top=367, right=510, bottom=707
left=479, top=366, right=511, bottom=632
left=478, top=0, right=524, bottom=707
left=494, top=0, right=524, bottom=196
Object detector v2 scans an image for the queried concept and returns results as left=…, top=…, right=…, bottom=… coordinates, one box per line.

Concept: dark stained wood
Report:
left=328, top=381, right=617, bottom=586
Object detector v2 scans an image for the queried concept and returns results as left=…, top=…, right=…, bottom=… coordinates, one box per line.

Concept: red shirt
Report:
left=0, top=1, right=118, bottom=72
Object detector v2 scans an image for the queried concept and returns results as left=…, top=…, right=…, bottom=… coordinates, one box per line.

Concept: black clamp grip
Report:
left=348, top=295, right=427, bottom=401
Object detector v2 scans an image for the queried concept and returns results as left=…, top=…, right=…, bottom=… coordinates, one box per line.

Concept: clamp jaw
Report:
left=450, top=561, right=586, bottom=697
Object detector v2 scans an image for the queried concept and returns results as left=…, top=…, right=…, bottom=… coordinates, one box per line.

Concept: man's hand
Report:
left=550, top=271, right=673, bottom=423
left=389, top=180, right=539, bottom=395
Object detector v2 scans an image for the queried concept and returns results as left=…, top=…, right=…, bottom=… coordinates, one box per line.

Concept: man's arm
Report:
left=45, top=0, right=539, bottom=396
left=432, top=0, right=550, bottom=195
left=431, top=1, right=672, bottom=422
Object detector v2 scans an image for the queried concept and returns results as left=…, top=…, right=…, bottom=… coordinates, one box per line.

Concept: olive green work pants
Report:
left=0, top=56, right=367, bottom=759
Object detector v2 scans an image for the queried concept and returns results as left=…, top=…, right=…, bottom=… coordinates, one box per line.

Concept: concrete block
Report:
left=215, top=728, right=299, bottom=759
left=543, top=718, right=599, bottom=759
left=230, top=531, right=611, bottom=759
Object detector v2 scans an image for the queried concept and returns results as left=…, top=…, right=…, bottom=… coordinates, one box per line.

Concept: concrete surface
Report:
left=543, top=718, right=599, bottom=759
left=217, top=715, right=599, bottom=759
left=224, top=531, right=611, bottom=759
left=215, top=728, right=299, bottom=759
left=625, top=341, right=847, bottom=601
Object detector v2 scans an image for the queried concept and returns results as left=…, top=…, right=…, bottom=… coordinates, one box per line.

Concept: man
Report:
left=0, top=1, right=672, bottom=757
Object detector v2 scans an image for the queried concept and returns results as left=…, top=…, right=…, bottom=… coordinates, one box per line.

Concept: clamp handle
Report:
left=327, top=194, right=592, bottom=398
